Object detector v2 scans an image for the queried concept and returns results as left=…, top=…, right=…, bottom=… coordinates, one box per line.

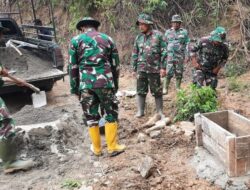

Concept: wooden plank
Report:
left=195, top=113, right=203, bottom=146
left=196, top=124, right=203, bottom=146
left=235, top=136, right=250, bottom=159
left=228, top=111, right=250, bottom=136
left=201, top=116, right=235, bottom=149
left=236, top=158, right=247, bottom=176
left=226, top=136, right=236, bottom=177
left=203, top=110, right=228, bottom=130
left=202, top=133, right=227, bottom=166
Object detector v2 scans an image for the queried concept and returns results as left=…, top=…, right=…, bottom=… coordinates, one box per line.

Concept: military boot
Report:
left=88, top=126, right=102, bottom=156
left=135, top=95, right=146, bottom=118
left=163, top=78, right=171, bottom=95
left=155, top=96, right=165, bottom=119
left=176, top=78, right=182, bottom=90
left=105, top=122, right=126, bottom=157
left=0, top=137, right=34, bottom=174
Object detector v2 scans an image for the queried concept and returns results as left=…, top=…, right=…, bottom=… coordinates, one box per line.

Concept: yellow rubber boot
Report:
left=105, top=122, right=126, bottom=157
left=88, top=126, right=102, bottom=156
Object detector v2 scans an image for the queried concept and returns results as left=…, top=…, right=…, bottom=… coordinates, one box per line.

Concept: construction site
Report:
left=0, top=0, right=250, bottom=190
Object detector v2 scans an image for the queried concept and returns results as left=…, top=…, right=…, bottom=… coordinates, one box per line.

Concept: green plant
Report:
left=227, top=77, right=249, bottom=92
left=174, top=84, right=218, bottom=121
left=224, top=60, right=246, bottom=77
left=61, top=179, right=82, bottom=189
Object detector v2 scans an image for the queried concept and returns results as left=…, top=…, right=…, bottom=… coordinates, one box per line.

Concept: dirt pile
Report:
left=0, top=47, right=53, bottom=79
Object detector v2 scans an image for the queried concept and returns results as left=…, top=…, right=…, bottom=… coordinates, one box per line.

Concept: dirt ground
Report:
left=0, top=68, right=250, bottom=190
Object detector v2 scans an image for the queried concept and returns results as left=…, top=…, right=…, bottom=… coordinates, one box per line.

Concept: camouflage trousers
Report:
left=80, top=89, right=118, bottom=127
left=192, top=69, right=218, bottom=89
left=166, top=60, right=184, bottom=79
left=0, top=97, right=15, bottom=139
left=137, top=72, right=162, bottom=97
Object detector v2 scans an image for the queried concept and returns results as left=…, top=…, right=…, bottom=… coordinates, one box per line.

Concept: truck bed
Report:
left=0, top=47, right=66, bottom=92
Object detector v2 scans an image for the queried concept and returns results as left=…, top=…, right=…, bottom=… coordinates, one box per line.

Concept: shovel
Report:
left=6, top=74, right=47, bottom=108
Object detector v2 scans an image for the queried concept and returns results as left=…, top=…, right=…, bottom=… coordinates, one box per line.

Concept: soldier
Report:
left=131, top=13, right=167, bottom=118
left=190, top=31, right=229, bottom=89
left=162, top=14, right=190, bottom=94
left=69, top=17, right=125, bottom=157
left=0, top=24, right=34, bottom=173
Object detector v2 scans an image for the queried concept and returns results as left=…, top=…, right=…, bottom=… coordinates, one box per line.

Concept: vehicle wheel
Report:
left=42, top=81, right=54, bottom=91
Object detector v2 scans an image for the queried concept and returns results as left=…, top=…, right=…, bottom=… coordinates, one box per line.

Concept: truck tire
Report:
left=42, top=81, right=54, bottom=92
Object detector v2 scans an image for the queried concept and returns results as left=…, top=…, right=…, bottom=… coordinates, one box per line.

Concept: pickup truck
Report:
left=0, top=17, right=66, bottom=94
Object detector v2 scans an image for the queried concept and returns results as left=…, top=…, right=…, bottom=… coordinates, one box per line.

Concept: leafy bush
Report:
left=227, top=77, right=249, bottom=92
left=174, top=84, right=218, bottom=121
left=224, top=61, right=246, bottom=77
left=61, top=179, right=82, bottom=189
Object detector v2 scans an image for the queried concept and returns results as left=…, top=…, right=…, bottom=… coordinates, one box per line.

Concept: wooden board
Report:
left=226, top=137, right=236, bottom=177
left=202, top=133, right=227, bottom=166
left=203, top=111, right=228, bottom=130
left=235, top=136, right=250, bottom=159
left=201, top=115, right=235, bottom=149
left=228, top=111, right=250, bottom=136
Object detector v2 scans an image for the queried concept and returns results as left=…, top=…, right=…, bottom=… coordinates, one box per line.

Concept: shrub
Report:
left=174, top=84, right=218, bottom=121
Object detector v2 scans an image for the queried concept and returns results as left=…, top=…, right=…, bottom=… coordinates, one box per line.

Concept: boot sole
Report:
left=109, top=150, right=125, bottom=157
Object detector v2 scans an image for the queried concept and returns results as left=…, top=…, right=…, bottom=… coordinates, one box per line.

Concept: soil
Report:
left=1, top=67, right=250, bottom=190
left=0, top=47, right=53, bottom=80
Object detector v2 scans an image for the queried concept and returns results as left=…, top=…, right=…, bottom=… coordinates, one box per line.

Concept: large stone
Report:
left=178, top=121, right=195, bottom=138
left=149, top=130, right=161, bottom=138
left=138, top=156, right=154, bottom=178
left=137, top=133, right=147, bottom=143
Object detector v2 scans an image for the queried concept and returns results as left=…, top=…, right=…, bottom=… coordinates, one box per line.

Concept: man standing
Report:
left=131, top=13, right=167, bottom=118
left=163, top=15, right=190, bottom=94
left=69, top=17, right=125, bottom=157
left=191, top=31, right=229, bottom=89
left=0, top=24, right=34, bottom=173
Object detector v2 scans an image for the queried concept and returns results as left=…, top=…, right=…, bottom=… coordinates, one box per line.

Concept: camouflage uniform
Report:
left=69, top=17, right=125, bottom=156
left=163, top=15, right=189, bottom=93
left=131, top=13, right=167, bottom=118
left=0, top=64, right=15, bottom=140
left=164, top=27, right=189, bottom=79
left=191, top=34, right=229, bottom=89
left=131, top=21, right=167, bottom=96
left=69, top=27, right=119, bottom=126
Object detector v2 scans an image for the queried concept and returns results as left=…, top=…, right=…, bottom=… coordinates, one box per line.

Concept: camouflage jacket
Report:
left=68, top=28, right=119, bottom=94
left=131, top=30, right=167, bottom=73
left=190, top=37, right=229, bottom=70
left=164, top=27, right=190, bottom=63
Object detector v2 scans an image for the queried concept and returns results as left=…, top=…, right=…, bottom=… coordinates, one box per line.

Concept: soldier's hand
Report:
left=0, top=68, right=9, bottom=77
left=15, top=79, right=26, bottom=87
left=160, top=69, right=166, bottom=77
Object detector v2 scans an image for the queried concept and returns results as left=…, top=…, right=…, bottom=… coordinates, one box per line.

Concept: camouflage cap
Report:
left=171, top=14, right=182, bottom=23
left=211, top=26, right=226, bottom=35
left=0, top=22, right=9, bottom=32
left=209, top=34, right=222, bottom=43
left=76, top=17, right=100, bottom=30
left=136, top=13, right=153, bottom=25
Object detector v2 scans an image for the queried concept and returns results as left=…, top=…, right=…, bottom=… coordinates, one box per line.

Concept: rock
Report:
left=155, top=120, right=166, bottom=128
left=162, top=117, right=171, bottom=126
left=142, top=114, right=161, bottom=128
left=178, top=121, right=195, bottom=138
left=150, top=177, right=163, bottom=186
left=138, top=156, right=154, bottom=178
left=149, top=130, right=161, bottom=138
left=137, top=133, right=147, bottom=142
left=145, top=124, right=164, bottom=134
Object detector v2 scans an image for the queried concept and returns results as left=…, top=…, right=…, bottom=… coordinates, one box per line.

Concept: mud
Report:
left=0, top=47, right=53, bottom=80
left=13, top=104, right=79, bottom=125
left=190, top=147, right=250, bottom=190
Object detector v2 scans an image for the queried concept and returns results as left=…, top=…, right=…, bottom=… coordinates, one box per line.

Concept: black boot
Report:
left=135, top=95, right=146, bottom=118
left=155, top=96, right=164, bottom=119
